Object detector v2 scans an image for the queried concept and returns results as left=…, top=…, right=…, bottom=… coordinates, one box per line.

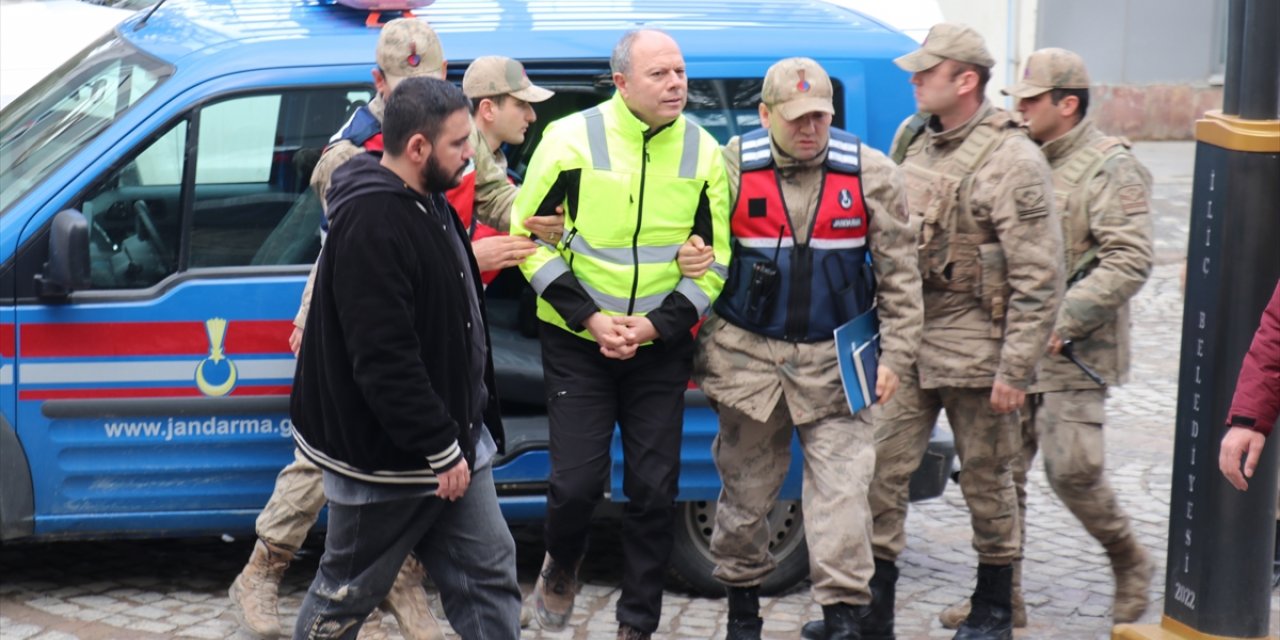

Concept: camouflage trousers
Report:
left=709, top=397, right=876, bottom=606
left=1013, top=388, right=1134, bottom=552
left=869, top=367, right=1021, bottom=565
left=256, top=448, right=326, bottom=551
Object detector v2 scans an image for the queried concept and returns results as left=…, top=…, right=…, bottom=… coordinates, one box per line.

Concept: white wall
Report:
left=936, top=0, right=1039, bottom=108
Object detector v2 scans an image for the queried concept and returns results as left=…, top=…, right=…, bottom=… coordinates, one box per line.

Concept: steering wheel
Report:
left=133, top=200, right=175, bottom=271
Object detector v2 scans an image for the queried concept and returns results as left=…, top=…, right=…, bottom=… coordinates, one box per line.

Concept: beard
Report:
left=421, top=153, right=468, bottom=193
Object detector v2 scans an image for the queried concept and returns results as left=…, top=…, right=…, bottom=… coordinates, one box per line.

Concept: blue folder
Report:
left=835, top=306, right=880, bottom=414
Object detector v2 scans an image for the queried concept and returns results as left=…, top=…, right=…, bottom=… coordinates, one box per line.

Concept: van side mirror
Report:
left=36, top=209, right=91, bottom=298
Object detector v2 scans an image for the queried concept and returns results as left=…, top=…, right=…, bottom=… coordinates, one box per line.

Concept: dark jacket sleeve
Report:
left=329, top=195, right=462, bottom=470
left=1227, top=280, right=1280, bottom=437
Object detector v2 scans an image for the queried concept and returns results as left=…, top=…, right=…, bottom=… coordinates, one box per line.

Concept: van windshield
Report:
left=0, top=33, right=172, bottom=215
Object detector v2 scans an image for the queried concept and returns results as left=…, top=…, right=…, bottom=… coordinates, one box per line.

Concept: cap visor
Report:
left=893, top=50, right=945, bottom=73
left=1001, top=82, right=1050, bottom=98
left=509, top=84, right=555, bottom=103
left=776, top=98, right=835, bottom=122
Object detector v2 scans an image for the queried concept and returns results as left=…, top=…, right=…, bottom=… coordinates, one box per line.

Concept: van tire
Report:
left=666, top=499, right=809, bottom=596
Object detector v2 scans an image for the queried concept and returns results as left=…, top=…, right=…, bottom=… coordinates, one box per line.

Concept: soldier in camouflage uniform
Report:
left=690, top=58, right=922, bottom=640
left=805, top=24, right=1064, bottom=640
left=938, top=48, right=1155, bottom=629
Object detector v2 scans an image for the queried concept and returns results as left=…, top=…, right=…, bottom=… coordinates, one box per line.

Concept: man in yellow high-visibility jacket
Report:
left=511, top=28, right=731, bottom=640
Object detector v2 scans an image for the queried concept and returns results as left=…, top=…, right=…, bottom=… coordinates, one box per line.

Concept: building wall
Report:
left=1035, top=0, right=1226, bottom=139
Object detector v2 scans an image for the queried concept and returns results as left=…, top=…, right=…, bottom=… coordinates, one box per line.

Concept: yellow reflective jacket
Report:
left=512, top=92, right=731, bottom=341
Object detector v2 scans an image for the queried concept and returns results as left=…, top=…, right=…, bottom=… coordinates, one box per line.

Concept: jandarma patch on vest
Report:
left=1117, top=184, right=1148, bottom=215
left=1013, top=184, right=1048, bottom=219
left=831, top=217, right=863, bottom=229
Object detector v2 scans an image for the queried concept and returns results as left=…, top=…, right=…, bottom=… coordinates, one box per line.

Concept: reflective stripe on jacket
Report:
left=511, top=91, right=731, bottom=341
left=716, top=127, right=873, bottom=342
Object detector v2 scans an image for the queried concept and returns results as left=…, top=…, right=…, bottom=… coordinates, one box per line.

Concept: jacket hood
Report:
left=325, top=152, right=424, bottom=219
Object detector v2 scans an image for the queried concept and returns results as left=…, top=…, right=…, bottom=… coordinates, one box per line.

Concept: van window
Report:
left=74, top=86, right=374, bottom=289
left=0, top=34, right=172, bottom=214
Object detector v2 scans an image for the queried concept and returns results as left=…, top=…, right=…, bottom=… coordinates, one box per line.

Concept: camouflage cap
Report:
left=376, top=18, right=444, bottom=88
left=762, top=57, right=835, bottom=121
left=1002, top=48, right=1091, bottom=98
left=894, top=23, right=995, bottom=72
left=462, top=56, right=554, bottom=102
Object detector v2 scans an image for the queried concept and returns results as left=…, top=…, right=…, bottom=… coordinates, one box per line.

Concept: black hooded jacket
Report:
left=290, top=152, right=504, bottom=484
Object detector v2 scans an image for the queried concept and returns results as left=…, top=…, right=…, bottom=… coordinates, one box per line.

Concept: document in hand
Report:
left=835, top=307, right=880, bottom=414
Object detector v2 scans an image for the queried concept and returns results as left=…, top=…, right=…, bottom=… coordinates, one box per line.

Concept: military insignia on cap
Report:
left=839, top=188, right=853, bottom=209
left=407, top=42, right=420, bottom=67
left=796, top=69, right=810, bottom=92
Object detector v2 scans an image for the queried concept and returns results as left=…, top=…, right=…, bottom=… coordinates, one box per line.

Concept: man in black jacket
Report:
left=290, top=76, right=521, bottom=640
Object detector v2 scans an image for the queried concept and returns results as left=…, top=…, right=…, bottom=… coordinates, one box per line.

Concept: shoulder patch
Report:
left=1117, top=183, right=1148, bottom=215
left=1014, top=183, right=1049, bottom=220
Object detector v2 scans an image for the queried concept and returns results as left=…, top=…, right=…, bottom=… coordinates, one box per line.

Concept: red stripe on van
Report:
left=20, top=321, right=293, bottom=357
left=18, top=384, right=292, bottom=401
left=0, top=324, right=14, bottom=358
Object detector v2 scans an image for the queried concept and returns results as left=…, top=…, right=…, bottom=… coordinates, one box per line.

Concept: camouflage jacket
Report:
left=896, top=101, right=1063, bottom=390
left=1031, top=120, right=1153, bottom=392
left=693, top=135, right=922, bottom=425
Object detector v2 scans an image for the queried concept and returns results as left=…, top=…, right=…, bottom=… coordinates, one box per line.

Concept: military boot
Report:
left=822, top=603, right=862, bottom=640
left=356, top=608, right=391, bottom=640
left=228, top=538, right=293, bottom=639
left=953, top=563, right=1013, bottom=640
left=382, top=554, right=445, bottom=640
left=1106, top=536, right=1153, bottom=623
left=617, top=624, right=651, bottom=640
left=802, top=558, right=897, bottom=640
left=533, top=552, right=579, bottom=631
left=939, top=560, right=1025, bottom=629
left=725, top=586, right=763, bottom=640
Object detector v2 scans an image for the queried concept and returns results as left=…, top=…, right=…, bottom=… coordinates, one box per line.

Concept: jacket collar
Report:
left=607, top=90, right=680, bottom=139
left=1041, top=119, right=1099, bottom=166
left=927, top=99, right=996, bottom=148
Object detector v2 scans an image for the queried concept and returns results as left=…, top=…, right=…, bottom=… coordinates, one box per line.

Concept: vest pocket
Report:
left=975, top=242, right=1011, bottom=332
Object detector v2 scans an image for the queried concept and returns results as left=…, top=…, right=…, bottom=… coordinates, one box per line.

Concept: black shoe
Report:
left=953, top=563, right=1013, bottom=640
left=725, top=586, right=763, bottom=640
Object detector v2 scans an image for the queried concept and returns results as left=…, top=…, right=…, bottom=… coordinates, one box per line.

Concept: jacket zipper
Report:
left=628, top=140, right=650, bottom=315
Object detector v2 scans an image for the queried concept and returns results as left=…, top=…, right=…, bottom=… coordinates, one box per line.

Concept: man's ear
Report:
left=758, top=102, right=772, bottom=129
left=613, top=71, right=628, bottom=97
left=1059, top=94, right=1081, bottom=120
left=405, top=132, right=432, bottom=163
left=372, top=68, right=390, bottom=98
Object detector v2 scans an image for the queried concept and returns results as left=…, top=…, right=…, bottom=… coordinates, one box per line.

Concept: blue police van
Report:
left=0, top=0, right=953, bottom=594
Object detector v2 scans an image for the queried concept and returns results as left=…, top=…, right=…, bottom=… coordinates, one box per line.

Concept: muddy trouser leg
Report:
left=256, top=448, right=327, bottom=551
left=294, top=494, right=442, bottom=640
left=413, top=466, right=522, bottom=639
left=709, top=399, right=795, bottom=588
left=868, top=365, right=944, bottom=562
left=941, top=387, right=1021, bottom=565
left=798, top=407, right=876, bottom=606
left=1012, top=395, right=1040, bottom=562
left=1037, top=388, right=1132, bottom=547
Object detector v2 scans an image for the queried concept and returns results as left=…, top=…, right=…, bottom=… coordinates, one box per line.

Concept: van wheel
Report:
left=666, top=499, right=809, bottom=596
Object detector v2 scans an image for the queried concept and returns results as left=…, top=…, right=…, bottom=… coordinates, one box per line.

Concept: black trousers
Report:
left=540, top=322, right=693, bottom=633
